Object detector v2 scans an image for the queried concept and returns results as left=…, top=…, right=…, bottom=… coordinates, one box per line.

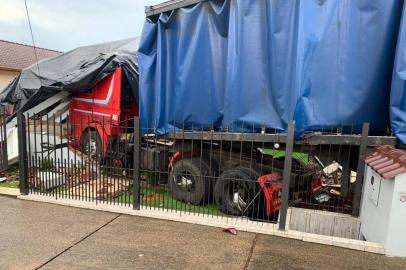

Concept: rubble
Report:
left=222, top=228, right=238, bottom=235
left=320, top=161, right=356, bottom=198
left=322, top=161, right=342, bottom=186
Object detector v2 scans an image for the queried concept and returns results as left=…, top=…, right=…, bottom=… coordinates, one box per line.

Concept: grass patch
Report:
left=0, top=164, right=19, bottom=189
left=261, top=148, right=312, bottom=164
left=115, top=185, right=221, bottom=216
left=0, top=180, right=19, bottom=189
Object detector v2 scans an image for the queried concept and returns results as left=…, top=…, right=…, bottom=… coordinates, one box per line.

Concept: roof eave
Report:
left=0, top=66, right=21, bottom=72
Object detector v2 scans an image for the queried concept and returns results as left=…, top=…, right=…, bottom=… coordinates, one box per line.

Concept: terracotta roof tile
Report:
left=0, top=40, right=61, bottom=71
left=365, top=145, right=406, bottom=178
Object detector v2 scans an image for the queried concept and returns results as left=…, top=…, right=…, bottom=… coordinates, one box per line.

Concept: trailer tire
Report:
left=237, top=167, right=280, bottom=221
left=201, top=154, right=219, bottom=202
left=214, top=168, right=259, bottom=216
left=82, top=130, right=102, bottom=161
left=168, top=158, right=210, bottom=205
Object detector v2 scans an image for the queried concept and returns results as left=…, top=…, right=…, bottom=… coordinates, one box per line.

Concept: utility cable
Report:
left=24, top=0, right=42, bottom=82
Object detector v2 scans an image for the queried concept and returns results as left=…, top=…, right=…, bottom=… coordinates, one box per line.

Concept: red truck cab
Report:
left=69, top=68, right=138, bottom=158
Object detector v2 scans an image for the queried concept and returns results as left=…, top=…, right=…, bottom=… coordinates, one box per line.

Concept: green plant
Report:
left=40, top=158, right=54, bottom=169
left=143, top=172, right=160, bottom=185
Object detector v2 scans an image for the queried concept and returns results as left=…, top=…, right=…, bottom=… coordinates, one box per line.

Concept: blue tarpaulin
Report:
left=391, top=1, right=406, bottom=144
left=139, top=0, right=402, bottom=136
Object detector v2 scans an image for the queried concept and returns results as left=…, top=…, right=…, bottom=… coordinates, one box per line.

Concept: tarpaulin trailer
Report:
left=391, top=0, right=406, bottom=145
left=138, top=0, right=400, bottom=153
left=139, top=0, right=402, bottom=137
left=137, top=0, right=400, bottom=216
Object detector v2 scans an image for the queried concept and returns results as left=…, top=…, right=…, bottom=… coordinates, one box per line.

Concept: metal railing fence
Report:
left=16, top=111, right=390, bottom=229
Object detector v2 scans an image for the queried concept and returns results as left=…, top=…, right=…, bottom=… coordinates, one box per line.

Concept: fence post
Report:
left=279, top=121, right=295, bottom=230
left=0, top=106, right=8, bottom=171
left=17, top=111, right=28, bottom=195
left=133, top=117, right=141, bottom=210
left=352, top=122, right=369, bottom=217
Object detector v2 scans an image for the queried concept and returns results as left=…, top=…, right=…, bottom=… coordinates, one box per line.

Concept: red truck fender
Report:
left=168, top=150, right=198, bottom=169
left=168, top=151, right=182, bottom=169
left=257, top=173, right=283, bottom=216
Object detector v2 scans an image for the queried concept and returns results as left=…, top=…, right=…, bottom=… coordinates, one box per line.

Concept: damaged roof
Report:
left=0, top=40, right=61, bottom=71
left=0, top=37, right=139, bottom=113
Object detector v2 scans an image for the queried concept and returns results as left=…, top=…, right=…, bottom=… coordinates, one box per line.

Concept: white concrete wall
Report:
left=27, top=132, right=83, bottom=168
left=288, top=207, right=361, bottom=239
left=385, top=175, right=406, bottom=257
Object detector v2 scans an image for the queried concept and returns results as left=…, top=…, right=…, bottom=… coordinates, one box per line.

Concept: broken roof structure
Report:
left=0, top=37, right=139, bottom=113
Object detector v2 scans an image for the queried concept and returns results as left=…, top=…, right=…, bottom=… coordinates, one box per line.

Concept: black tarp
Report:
left=0, top=37, right=139, bottom=112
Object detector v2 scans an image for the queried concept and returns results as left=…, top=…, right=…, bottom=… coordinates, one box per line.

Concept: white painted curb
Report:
left=18, top=194, right=384, bottom=255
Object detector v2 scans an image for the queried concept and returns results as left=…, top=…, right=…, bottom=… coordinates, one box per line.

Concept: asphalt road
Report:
left=0, top=195, right=405, bottom=270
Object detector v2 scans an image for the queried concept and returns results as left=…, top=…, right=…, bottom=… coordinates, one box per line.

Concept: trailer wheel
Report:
left=168, top=158, right=210, bottom=205
left=214, top=168, right=259, bottom=216
left=201, top=154, right=219, bottom=201
left=82, top=130, right=102, bottom=161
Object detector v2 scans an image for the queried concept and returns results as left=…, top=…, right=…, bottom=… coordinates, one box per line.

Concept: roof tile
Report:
left=365, top=145, right=406, bottom=179
left=0, top=40, right=61, bottom=71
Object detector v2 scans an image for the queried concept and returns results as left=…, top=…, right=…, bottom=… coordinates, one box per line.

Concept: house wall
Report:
left=0, top=69, right=19, bottom=91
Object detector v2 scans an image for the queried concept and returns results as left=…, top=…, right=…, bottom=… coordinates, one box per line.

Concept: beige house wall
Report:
left=0, top=69, right=19, bottom=90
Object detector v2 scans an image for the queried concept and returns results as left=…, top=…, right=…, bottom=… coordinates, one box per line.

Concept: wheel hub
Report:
left=233, top=192, right=247, bottom=211
left=173, top=171, right=195, bottom=192
left=180, top=176, right=193, bottom=187
left=85, top=138, right=98, bottom=158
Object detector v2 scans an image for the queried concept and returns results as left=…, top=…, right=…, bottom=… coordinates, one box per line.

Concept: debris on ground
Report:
left=223, top=228, right=238, bottom=235
left=320, top=161, right=357, bottom=197
left=320, top=161, right=344, bottom=198
left=350, top=171, right=357, bottom=183
left=143, top=194, right=162, bottom=202
left=322, top=161, right=342, bottom=186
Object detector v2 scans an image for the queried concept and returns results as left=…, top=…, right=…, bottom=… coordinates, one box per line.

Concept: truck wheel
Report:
left=214, top=168, right=258, bottom=216
left=239, top=167, right=264, bottom=219
left=82, top=130, right=102, bottom=161
left=238, top=167, right=280, bottom=221
left=201, top=154, right=219, bottom=202
left=168, top=158, right=210, bottom=205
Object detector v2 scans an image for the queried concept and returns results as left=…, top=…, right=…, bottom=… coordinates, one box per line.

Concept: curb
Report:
left=18, top=194, right=384, bottom=255
left=0, top=187, right=20, bottom=198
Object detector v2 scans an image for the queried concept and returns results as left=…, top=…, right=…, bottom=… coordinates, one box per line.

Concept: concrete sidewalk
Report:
left=0, top=196, right=405, bottom=270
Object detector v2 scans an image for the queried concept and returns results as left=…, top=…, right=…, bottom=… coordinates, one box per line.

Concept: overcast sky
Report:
left=0, top=0, right=163, bottom=52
